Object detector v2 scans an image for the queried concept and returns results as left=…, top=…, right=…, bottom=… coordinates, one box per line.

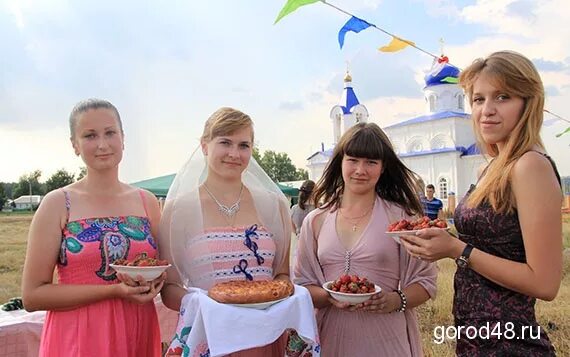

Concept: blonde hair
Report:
left=460, top=50, right=545, bottom=213
left=201, top=107, right=254, bottom=143
left=69, top=99, right=123, bottom=140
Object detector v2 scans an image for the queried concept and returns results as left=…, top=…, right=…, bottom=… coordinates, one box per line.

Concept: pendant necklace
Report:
left=203, top=183, right=244, bottom=218
left=338, top=204, right=374, bottom=232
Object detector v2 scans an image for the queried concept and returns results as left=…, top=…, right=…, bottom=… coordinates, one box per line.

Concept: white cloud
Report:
left=414, top=0, right=461, bottom=19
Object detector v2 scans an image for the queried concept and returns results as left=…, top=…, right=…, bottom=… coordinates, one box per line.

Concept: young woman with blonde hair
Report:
left=160, top=107, right=318, bottom=356
left=401, top=51, right=562, bottom=355
left=22, top=99, right=164, bottom=356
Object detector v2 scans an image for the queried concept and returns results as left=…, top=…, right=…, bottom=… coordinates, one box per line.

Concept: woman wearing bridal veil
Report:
left=160, top=107, right=295, bottom=356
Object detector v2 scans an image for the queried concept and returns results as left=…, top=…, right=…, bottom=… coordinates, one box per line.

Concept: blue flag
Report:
left=338, top=16, right=372, bottom=49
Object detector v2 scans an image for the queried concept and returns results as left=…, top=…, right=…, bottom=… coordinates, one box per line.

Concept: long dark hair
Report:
left=313, top=122, right=423, bottom=216
left=298, top=179, right=315, bottom=210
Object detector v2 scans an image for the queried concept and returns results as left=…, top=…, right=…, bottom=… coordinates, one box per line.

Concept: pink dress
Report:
left=167, top=225, right=297, bottom=356
left=39, top=190, right=161, bottom=357
left=294, top=197, right=437, bottom=356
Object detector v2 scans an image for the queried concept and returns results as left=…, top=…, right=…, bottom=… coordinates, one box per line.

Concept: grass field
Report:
left=1, top=212, right=569, bottom=356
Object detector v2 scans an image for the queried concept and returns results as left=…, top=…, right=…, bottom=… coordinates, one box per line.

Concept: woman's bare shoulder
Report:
left=512, top=151, right=554, bottom=178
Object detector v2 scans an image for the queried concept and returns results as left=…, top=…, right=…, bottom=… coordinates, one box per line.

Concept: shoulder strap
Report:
left=62, top=189, right=71, bottom=224
left=138, top=189, right=150, bottom=218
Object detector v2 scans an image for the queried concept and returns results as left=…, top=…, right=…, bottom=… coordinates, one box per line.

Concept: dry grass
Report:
left=1, top=213, right=569, bottom=355
left=0, top=213, right=32, bottom=303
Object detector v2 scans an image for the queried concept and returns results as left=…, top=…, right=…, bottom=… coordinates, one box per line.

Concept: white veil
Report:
left=160, top=145, right=292, bottom=289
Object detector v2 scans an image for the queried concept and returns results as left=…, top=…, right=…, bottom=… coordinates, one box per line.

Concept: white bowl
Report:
left=322, top=281, right=381, bottom=305
left=386, top=227, right=450, bottom=244
left=109, top=264, right=171, bottom=281
left=385, top=230, right=421, bottom=244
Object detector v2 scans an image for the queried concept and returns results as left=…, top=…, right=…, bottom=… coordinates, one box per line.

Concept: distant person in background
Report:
left=21, top=99, right=164, bottom=357
left=290, top=179, right=316, bottom=235
left=422, top=184, right=443, bottom=219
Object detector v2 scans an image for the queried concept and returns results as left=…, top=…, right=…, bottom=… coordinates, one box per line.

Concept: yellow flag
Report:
left=379, top=37, right=415, bottom=52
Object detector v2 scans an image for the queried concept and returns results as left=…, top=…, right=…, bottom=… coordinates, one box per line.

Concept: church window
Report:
left=438, top=177, right=448, bottom=199
left=429, top=95, right=436, bottom=112
left=355, top=112, right=362, bottom=123
left=457, top=94, right=464, bottom=111
left=407, top=137, right=426, bottom=153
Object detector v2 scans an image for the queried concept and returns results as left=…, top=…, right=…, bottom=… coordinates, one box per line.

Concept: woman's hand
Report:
left=352, top=291, right=401, bottom=313
left=327, top=296, right=352, bottom=310
left=115, top=272, right=166, bottom=304
left=400, top=228, right=465, bottom=262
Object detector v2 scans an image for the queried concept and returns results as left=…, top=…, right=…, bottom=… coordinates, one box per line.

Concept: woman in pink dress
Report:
left=160, top=107, right=312, bottom=356
left=21, top=99, right=164, bottom=357
left=295, top=122, right=437, bottom=356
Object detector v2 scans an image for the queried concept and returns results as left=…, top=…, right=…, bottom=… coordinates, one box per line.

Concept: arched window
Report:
left=457, top=94, right=465, bottom=111
left=429, top=95, right=436, bottom=112
left=438, top=177, right=448, bottom=199
left=430, top=133, right=454, bottom=150
left=407, top=136, right=428, bottom=153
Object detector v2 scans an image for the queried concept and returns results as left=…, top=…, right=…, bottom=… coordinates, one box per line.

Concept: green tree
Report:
left=2, top=182, right=15, bottom=199
left=45, top=169, right=75, bottom=193
left=13, top=170, right=43, bottom=198
left=0, top=183, right=6, bottom=209
left=77, top=166, right=87, bottom=180
left=296, top=168, right=309, bottom=180
left=257, top=150, right=305, bottom=182
left=252, top=147, right=262, bottom=163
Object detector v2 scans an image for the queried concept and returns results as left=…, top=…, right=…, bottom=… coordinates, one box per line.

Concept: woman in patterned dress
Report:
left=160, top=107, right=300, bottom=356
left=401, top=51, right=562, bottom=356
left=294, top=122, right=437, bottom=356
left=21, top=99, right=165, bottom=356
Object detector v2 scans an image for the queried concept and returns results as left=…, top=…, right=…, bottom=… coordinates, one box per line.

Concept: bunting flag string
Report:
left=274, top=0, right=570, bottom=129
left=274, top=0, right=321, bottom=24
left=378, top=37, right=415, bottom=52
left=338, top=16, right=372, bottom=49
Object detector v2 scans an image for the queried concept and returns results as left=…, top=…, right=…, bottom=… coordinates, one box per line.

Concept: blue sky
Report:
left=1, top=0, right=569, bottom=183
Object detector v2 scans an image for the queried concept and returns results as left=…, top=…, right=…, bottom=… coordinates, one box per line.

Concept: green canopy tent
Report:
left=131, top=174, right=175, bottom=197
left=132, top=174, right=299, bottom=199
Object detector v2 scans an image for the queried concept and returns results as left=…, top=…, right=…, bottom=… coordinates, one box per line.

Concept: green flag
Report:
left=555, top=126, right=570, bottom=137
left=274, top=0, right=320, bottom=24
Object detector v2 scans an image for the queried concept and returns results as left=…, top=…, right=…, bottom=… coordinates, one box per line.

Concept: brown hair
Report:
left=201, top=107, right=254, bottom=143
left=313, top=122, right=423, bottom=216
left=460, top=50, right=545, bottom=213
left=298, top=179, right=315, bottom=210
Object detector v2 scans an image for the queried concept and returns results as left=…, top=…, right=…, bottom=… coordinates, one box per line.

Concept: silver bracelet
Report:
left=395, top=289, right=407, bottom=312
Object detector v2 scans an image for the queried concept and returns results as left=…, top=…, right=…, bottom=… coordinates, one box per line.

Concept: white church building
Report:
left=306, top=59, right=487, bottom=208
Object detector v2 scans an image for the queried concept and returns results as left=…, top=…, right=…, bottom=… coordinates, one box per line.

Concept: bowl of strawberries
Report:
left=110, top=253, right=171, bottom=281
left=323, top=274, right=381, bottom=305
left=386, top=216, right=448, bottom=244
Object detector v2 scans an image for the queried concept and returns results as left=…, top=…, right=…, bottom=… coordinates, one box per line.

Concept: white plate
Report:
left=386, top=228, right=449, bottom=244
left=322, top=281, right=381, bottom=305
left=228, top=296, right=289, bottom=310
left=109, top=264, right=171, bottom=281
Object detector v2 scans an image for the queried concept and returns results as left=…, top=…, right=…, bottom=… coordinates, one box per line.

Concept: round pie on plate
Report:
left=208, top=280, right=294, bottom=304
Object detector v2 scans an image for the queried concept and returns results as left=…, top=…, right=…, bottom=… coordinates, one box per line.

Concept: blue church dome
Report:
left=424, top=56, right=460, bottom=87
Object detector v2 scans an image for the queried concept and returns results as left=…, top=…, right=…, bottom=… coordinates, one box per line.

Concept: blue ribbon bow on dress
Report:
left=233, top=259, right=253, bottom=281
left=244, top=224, right=264, bottom=265
left=233, top=224, right=265, bottom=280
